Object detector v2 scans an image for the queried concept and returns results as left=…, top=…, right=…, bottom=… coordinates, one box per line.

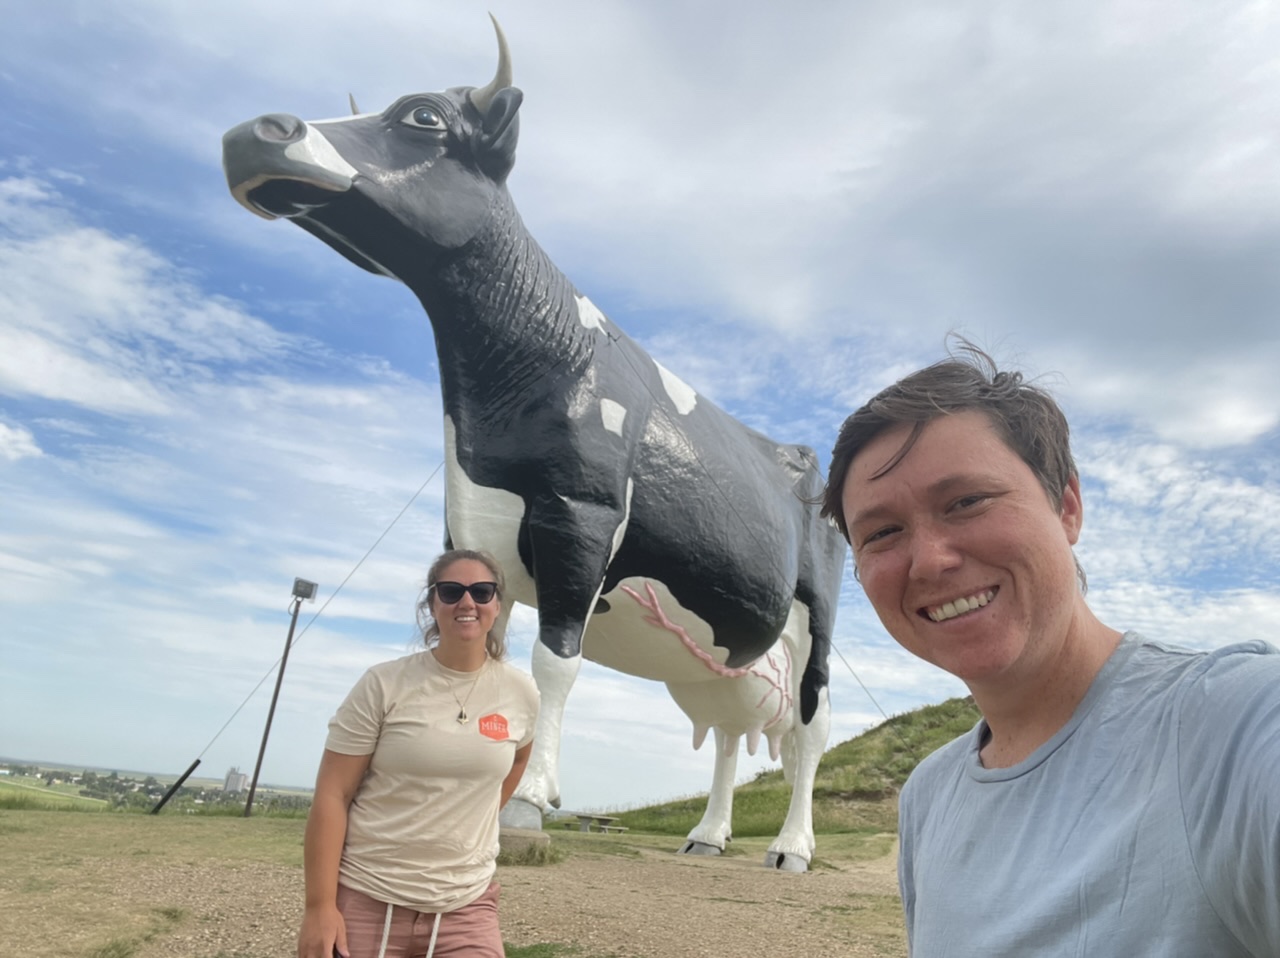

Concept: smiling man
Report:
left=822, top=344, right=1280, bottom=956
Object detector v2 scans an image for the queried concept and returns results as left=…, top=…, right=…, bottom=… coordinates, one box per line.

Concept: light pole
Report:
left=244, top=577, right=317, bottom=818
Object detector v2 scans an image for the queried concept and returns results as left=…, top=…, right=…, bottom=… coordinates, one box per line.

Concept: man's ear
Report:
left=1060, top=475, right=1083, bottom=545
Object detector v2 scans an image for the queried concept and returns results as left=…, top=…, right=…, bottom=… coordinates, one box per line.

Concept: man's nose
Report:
left=908, top=525, right=962, bottom=579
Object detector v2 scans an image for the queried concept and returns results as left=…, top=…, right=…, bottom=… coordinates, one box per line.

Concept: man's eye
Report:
left=862, top=526, right=899, bottom=547
left=953, top=494, right=987, bottom=510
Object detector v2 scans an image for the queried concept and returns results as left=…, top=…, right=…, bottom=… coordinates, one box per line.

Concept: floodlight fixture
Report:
left=293, top=578, right=318, bottom=601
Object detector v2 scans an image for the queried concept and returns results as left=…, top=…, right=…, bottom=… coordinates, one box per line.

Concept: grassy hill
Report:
left=615, top=696, right=980, bottom=837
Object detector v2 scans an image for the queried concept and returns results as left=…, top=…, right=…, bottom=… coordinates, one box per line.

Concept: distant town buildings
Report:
left=223, top=766, right=249, bottom=793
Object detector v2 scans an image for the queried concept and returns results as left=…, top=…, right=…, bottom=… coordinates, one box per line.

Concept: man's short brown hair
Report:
left=822, top=342, right=1078, bottom=545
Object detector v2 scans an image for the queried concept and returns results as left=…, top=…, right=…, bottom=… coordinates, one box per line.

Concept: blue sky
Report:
left=2, top=1, right=1278, bottom=811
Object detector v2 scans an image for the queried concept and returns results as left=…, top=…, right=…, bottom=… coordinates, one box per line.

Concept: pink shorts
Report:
left=336, top=882, right=504, bottom=958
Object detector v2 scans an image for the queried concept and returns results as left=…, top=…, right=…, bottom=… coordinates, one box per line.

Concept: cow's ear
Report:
left=475, top=86, right=523, bottom=181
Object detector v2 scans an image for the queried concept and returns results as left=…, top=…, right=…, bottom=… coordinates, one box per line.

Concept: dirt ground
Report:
left=500, top=837, right=906, bottom=958
left=144, top=840, right=904, bottom=958
left=3, top=815, right=905, bottom=958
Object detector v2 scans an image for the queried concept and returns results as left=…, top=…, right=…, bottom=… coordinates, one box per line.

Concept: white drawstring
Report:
left=376, top=901, right=394, bottom=958
left=424, top=911, right=442, bottom=958
left=373, top=900, right=441, bottom=958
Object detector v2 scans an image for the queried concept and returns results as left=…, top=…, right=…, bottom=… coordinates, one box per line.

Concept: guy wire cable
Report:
left=192, top=462, right=444, bottom=761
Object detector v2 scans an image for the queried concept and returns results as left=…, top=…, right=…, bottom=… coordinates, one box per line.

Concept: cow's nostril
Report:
left=254, top=113, right=305, bottom=143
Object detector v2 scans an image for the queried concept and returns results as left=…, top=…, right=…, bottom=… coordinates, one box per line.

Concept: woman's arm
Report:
left=297, top=749, right=372, bottom=958
left=499, top=741, right=533, bottom=809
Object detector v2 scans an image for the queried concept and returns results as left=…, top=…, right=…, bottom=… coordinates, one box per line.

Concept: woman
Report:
left=298, top=549, right=539, bottom=958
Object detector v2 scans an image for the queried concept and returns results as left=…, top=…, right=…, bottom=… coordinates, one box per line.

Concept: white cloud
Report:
left=0, top=176, right=294, bottom=415
left=0, top=421, right=41, bottom=460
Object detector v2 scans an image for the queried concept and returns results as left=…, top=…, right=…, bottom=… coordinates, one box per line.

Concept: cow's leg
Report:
left=504, top=639, right=582, bottom=826
left=505, top=494, right=627, bottom=824
left=764, top=686, right=830, bottom=872
left=679, top=727, right=738, bottom=855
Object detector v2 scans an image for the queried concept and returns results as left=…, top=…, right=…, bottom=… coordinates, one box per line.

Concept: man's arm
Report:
left=1179, top=644, right=1280, bottom=956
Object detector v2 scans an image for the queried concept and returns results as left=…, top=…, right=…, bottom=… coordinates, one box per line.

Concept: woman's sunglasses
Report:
left=433, top=581, right=499, bottom=605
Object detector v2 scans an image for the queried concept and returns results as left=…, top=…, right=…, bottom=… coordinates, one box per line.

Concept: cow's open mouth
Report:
left=246, top=179, right=342, bottom=218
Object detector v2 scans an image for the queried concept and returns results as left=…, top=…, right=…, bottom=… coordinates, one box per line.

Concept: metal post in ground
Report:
left=244, top=578, right=316, bottom=817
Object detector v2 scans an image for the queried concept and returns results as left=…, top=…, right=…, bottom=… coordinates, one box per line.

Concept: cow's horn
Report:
left=348, top=93, right=360, bottom=116
left=468, top=13, right=512, bottom=114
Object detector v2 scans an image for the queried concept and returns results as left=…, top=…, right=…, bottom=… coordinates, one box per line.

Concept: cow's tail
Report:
left=791, top=449, right=847, bottom=725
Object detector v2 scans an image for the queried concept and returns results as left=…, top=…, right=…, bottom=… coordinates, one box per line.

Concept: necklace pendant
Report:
left=457, top=709, right=468, bottom=724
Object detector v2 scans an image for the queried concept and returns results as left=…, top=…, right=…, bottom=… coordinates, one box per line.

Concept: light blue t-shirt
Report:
left=898, top=633, right=1280, bottom=957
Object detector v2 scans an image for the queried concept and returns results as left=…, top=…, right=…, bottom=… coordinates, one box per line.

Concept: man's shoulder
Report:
left=1110, top=634, right=1275, bottom=696
left=1169, top=639, right=1280, bottom=720
left=1124, top=636, right=1279, bottom=696
left=1127, top=633, right=1277, bottom=665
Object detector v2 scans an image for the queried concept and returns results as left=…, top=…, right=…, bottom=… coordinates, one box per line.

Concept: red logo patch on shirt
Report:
left=478, top=713, right=509, bottom=741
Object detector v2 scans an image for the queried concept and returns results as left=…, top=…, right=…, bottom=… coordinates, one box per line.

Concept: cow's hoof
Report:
left=764, top=851, right=809, bottom=872
left=499, top=798, right=543, bottom=830
left=678, top=840, right=722, bottom=856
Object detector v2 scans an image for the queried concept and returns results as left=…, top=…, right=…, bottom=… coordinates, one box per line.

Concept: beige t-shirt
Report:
left=326, top=651, right=539, bottom=912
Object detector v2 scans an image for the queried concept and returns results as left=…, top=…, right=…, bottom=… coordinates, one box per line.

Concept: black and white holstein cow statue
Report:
left=223, top=20, right=846, bottom=870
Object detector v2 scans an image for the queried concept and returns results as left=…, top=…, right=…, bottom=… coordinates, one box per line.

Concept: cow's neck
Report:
left=409, top=197, right=594, bottom=417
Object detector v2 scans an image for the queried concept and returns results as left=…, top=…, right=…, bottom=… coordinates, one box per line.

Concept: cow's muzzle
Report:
left=222, top=114, right=358, bottom=220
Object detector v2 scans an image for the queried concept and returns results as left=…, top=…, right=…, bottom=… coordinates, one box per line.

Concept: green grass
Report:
left=813, top=696, right=981, bottom=796
left=83, top=906, right=188, bottom=958
left=0, top=779, right=108, bottom=811
left=612, top=696, right=979, bottom=837
left=1, top=807, right=306, bottom=866
left=497, top=840, right=566, bottom=866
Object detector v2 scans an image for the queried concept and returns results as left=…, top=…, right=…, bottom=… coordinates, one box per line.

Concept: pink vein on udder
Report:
left=620, top=582, right=795, bottom=728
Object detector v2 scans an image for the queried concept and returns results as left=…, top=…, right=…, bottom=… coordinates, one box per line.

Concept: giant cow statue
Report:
left=223, top=18, right=846, bottom=870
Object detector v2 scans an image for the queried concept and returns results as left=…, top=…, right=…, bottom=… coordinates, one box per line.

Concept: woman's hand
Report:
left=298, top=901, right=348, bottom=958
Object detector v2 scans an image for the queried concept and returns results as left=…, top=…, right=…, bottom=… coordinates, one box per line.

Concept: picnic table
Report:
left=562, top=812, right=628, bottom=833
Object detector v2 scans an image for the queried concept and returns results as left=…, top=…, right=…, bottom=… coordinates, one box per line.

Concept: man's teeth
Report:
left=928, top=590, right=995, bottom=622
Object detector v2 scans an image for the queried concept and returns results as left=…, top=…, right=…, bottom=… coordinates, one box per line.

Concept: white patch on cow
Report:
left=600, top=398, right=627, bottom=437
left=442, top=416, right=535, bottom=604
left=654, top=362, right=698, bottom=415
left=608, top=479, right=633, bottom=563
left=283, top=126, right=359, bottom=181
left=575, top=294, right=607, bottom=331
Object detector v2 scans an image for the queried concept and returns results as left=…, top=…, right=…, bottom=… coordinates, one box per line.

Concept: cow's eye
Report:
left=403, top=106, right=445, bottom=130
